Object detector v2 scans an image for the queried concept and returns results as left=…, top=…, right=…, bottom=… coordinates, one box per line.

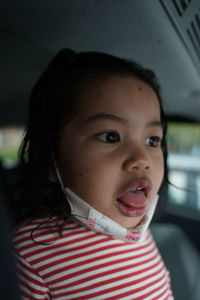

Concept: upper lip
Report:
left=117, top=178, right=152, bottom=199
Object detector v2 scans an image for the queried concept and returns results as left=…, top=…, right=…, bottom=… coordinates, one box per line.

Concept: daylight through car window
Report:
left=0, top=127, right=24, bottom=168
left=167, top=122, right=200, bottom=210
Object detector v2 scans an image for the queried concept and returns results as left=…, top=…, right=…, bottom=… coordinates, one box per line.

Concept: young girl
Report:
left=13, top=49, right=173, bottom=299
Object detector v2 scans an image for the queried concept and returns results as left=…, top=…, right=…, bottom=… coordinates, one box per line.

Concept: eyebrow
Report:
left=148, top=121, right=163, bottom=128
left=84, top=113, right=163, bottom=129
left=84, top=113, right=127, bottom=124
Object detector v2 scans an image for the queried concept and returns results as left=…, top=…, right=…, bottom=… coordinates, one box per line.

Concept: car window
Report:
left=0, top=127, right=24, bottom=168
left=167, top=122, right=200, bottom=211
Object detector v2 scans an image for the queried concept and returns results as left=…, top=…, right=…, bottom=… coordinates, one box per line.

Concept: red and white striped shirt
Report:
left=13, top=217, right=174, bottom=299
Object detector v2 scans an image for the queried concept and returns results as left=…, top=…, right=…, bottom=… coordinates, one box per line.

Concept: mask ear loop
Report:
left=51, top=151, right=95, bottom=223
left=50, top=150, right=71, bottom=216
left=51, top=151, right=65, bottom=189
left=50, top=152, right=91, bottom=222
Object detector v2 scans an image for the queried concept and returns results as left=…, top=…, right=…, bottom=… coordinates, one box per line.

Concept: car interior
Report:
left=0, top=1, right=200, bottom=299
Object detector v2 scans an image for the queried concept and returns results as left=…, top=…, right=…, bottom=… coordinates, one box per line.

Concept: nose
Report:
left=123, top=147, right=151, bottom=173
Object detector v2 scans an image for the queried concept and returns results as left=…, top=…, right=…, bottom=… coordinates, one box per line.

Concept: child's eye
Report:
left=145, top=136, right=161, bottom=148
left=96, top=131, right=120, bottom=143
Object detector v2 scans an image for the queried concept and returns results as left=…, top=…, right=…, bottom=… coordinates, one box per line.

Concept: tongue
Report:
left=118, top=190, right=146, bottom=208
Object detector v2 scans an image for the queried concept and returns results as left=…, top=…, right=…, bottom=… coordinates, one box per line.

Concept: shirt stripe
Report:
left=13, top=217, right=174, bottom=300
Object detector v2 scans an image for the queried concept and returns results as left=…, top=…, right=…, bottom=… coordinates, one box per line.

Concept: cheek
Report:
left=155, top=153, right=165, bottom=186
left=63, top=155, right=117, bottom=199
left=60, top=157, right=98, bottom=195
left=61, top=161, right=88, bottom=186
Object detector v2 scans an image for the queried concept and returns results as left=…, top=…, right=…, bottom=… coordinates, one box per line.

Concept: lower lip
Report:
left=115, top=199, right=146, bottom=217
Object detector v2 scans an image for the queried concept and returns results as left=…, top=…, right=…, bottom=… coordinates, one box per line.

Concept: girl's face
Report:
left=58, top=75, right=164, bottom=229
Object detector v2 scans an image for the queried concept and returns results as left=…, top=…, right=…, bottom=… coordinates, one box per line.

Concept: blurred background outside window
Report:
left=167, top=123, right=200, bottom=211
left=0, top=127, right=24, bottom=168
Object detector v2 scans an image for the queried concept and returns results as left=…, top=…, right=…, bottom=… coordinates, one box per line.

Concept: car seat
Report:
left=151, top=223, right=200, bottom=300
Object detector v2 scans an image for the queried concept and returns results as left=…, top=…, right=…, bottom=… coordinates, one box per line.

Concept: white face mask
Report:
left=55, top=165, right=158, bottom=243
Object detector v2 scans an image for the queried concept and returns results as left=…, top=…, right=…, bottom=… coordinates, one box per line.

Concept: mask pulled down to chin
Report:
left=63, top=187, right=158, bottom=243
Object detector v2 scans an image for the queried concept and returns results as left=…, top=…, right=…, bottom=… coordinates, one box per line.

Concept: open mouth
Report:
left=116, top=180, right=152, bottom=217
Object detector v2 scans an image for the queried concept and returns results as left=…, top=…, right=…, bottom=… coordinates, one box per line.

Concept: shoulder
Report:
left=13, top=216, right=82, bottom=254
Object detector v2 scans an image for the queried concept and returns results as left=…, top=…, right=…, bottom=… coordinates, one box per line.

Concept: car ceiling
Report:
left=0, top=0, right=200, bottom=126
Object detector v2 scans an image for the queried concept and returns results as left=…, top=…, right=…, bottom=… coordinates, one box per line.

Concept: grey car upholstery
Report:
left=151, top=223, right=200, bottom=300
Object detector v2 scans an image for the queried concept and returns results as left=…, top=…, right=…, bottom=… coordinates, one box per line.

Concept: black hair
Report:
left=13, top=49, right=168, bottom=224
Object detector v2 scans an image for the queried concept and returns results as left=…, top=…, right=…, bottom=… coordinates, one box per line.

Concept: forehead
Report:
left=76, top=75, right=161, bottom=118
